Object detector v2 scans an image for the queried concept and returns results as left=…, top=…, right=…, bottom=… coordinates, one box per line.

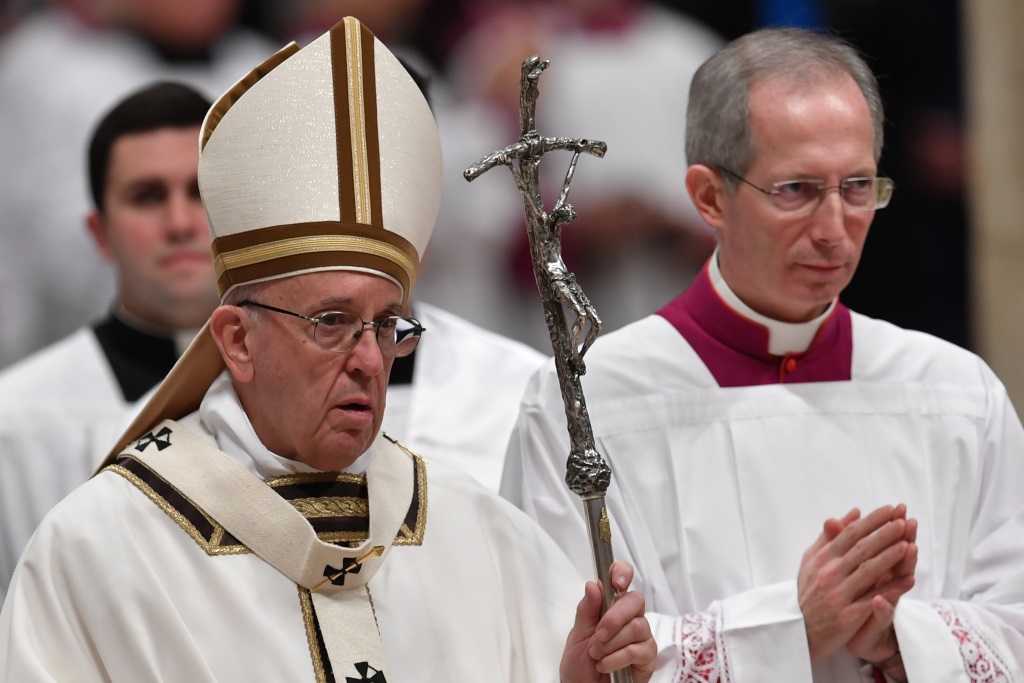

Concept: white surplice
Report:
left=0, top=372, right=581, bottom=682
left=382, top=301, right=547, bottom=492
left=503, top=270, right=1024, bottom=682
left=0, top=328, right=128, bottom=605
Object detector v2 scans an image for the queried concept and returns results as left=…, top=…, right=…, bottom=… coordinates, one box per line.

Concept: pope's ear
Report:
left=685, top=164, right=728, bottom=230
left=210, top=305, right=254, bottom=383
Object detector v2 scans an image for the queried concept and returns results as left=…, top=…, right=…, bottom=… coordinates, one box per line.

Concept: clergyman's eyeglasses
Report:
left=718, top=168, right=894, bottom=213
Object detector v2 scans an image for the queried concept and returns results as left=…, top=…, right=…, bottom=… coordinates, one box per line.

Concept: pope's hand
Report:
left=560, top=560, right=656, bottom=683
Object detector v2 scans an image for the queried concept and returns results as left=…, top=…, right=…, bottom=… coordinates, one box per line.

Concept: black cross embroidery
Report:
left=135, top=427, right=173, bottom=452
left=346, top=662, right=386, bottom=682
left=323, top=557, right=362, bottom=587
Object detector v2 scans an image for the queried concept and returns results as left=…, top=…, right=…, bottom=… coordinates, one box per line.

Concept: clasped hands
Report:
left=799, top=504, right=918, bottom=681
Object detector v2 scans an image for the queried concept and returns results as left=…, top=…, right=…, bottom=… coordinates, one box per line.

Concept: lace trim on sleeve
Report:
left=933, top=601, right=1012, bottom=682
left=672, top=612, right=730, bottom=683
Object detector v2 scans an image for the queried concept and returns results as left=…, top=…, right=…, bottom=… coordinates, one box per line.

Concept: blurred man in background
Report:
left=0, top=82, right=217, bottom=601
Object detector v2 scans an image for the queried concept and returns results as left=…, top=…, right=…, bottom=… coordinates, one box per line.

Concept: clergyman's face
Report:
left=238, top=271, right=403, bottom=471
left=716, top=73, right=877, bottom=322
left=89, top=125, right=217, bottom=328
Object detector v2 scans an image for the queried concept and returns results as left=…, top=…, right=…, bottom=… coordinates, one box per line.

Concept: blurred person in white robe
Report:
left=367, top=54, right=548, bottom=492
left=0, top=0, right=274, bottom=368
left=0, top=81, right=218, bottom=602
left=439, top=0, right=723, bottom=348
left=503, top=27, right=1024, bottom=682
left=382, top=300, right=546, bottom=492
left=0, top=19, right=658, bottom=682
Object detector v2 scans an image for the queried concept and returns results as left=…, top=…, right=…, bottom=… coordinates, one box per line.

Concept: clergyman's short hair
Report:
left=685, top=28, right=884, bottom=186
left=87, top=81, right=212, bottom=211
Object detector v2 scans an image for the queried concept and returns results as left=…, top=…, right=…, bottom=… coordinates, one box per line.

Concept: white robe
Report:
left=503, top=311, right=1024, bottom=682
left=0, top=328, right=129, bottom=604
left=0, top=8, right=273, bottom=367
left=0, top=374, right=583, bottom=682
left=382, top=301, right=547, bottom=492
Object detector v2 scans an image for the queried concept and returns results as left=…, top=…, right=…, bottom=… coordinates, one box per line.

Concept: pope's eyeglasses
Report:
left=718, top=168, right=894, bottom=213
left=238, top=301, right=423, bottom=357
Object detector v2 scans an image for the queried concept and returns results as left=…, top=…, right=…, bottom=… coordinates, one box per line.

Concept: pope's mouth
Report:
left=333, top=402, right=374, bottom=423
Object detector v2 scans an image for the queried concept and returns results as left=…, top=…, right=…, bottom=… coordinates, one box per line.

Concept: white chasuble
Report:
left=0, top=391, right=582, bottom=681
left=128, top=419, right=412, bottom=680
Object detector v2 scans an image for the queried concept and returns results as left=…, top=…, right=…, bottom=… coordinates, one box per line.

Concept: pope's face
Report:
left=716, top=73, right=878, bottom=322
left=239, top=271, right=402, bottom=471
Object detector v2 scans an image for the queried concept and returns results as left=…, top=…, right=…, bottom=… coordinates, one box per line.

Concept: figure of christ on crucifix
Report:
left=465, top=54, right=632, bottom=683
left=465, top=55, right=604, bottom=376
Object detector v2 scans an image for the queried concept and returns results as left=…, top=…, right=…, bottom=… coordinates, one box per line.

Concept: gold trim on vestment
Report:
left=108, top=451, right=427, bottom=553
left=105, top=464, right=249, bottom=556
left=266, top=471, right=367, bottom=487
left=387, top=438, right=428, bottom=547
left=367, top=584, right=380, bottom=628
left=315, top=530, right=375, bottom=543
left=298, top=587, right=330, bottom=683
left=292, top=496, right=369, bottom=518
left=298, top=584, right=382, bottom=682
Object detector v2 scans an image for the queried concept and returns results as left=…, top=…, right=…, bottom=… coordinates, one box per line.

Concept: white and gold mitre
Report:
left=100, top=17, right=440, bottom=465
left=200, top=15, right=440, bottom=302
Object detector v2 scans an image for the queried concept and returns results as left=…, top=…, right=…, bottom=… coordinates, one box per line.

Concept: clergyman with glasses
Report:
left=502, top=27, right=1024, bottom=682
left=0, top=17, right=659, bottom=682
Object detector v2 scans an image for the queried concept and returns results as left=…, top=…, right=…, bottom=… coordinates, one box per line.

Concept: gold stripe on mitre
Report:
left=332, top=17, right=383, bottom=228
left=212, top=221, right=419, bottom=298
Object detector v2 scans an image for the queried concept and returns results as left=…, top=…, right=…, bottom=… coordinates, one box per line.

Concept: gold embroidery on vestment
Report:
left=111, top=448, right=427, bottom=552
left=105, top=463, right=249, bottom=556
left=292, top=496, right=369, bottom=518
left=298, top=586, right=329, bottom=683
left=266, top=471, right=366, bottom=487
left=394, top=449, right=428, bottom=546
left=367, top=584, right=379, bottom=628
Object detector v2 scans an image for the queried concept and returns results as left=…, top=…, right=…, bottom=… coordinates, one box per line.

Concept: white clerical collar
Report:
left=197, top=371, right=378, bottom=479
left=708, top=248, right=836, bottom=355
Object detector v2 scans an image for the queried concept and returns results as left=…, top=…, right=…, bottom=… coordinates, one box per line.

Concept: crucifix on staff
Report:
left=465, top=54, right=632, bottom=683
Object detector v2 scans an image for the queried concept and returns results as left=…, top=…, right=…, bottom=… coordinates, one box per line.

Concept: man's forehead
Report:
left=270, top=270, right=404, bottom=307
left=113, top=125, right=202, bottom=152
left=108, top=128, right=201, bottom=176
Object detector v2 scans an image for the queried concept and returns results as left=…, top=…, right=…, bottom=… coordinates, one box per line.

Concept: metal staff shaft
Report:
left=464, top=55, right=630, bottom=683
left=583, top=496, right=617, bottom=610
